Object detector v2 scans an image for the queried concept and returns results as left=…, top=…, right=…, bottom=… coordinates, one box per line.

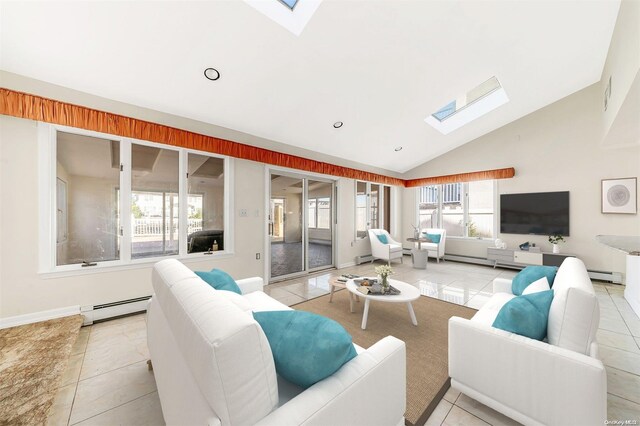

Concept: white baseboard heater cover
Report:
left=446, top=254, right=623, bottom=284
left=81, top=296, right=151, bottom=325
left=356, top=254, right=373, bottom=265
left=588, top=270, right=623, bottom=284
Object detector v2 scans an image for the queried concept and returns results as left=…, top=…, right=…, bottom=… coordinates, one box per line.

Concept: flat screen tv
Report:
left=500, top=191, right=569, bottom=236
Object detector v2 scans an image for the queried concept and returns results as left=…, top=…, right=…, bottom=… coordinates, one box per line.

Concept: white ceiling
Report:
left=0, top=1, right=621, bottom=174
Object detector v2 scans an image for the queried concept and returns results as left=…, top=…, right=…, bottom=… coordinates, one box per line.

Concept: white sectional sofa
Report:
left=448, top=257, right=607, bottom=426
left=147, top=259, right=407, bottom=426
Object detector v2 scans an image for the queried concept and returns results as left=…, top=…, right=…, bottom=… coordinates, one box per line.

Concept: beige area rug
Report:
left=0, top=315, right=84, bottom=425
left=293, top=291, right=476, bottom=426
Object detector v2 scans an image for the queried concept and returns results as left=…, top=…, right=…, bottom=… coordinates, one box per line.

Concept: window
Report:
left=418, top=180, right=495, bottom=239
left=42, top=124, right=231, bottom=273
left=278, top=0, right=299, bottom=9
left=467, top=180, right=494, bottom=238
left=316, top=198, right=330, bottom=229
left=308, top=199, right=317, bottom=228
left=356, top=181, right=368, bottom=238
left=370, top=184, right=380, bottom=229
left=355, top=181, right=392, bottom=238
left=56, top=132, right=121, bottom=266
left=425, top=76, right=509, bottom=135
left=418, top=185, right=439, bottom=229
left=187, top=153, right=225, bottom=253
left=131, top=145, right=179, bottom=258
left=442, top=183, right=464, bottom=237
left=307, top=197, right=330, bottom=229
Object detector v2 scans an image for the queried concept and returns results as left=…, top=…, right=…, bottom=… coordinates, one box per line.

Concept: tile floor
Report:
left=47, top=258, right=640, bottom=425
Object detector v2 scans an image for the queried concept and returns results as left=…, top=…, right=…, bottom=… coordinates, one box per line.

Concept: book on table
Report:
left=336, top=274, right=360, bottom=283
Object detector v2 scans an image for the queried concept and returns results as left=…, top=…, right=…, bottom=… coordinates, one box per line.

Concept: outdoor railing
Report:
left=132, top=218, right=203, bottom=237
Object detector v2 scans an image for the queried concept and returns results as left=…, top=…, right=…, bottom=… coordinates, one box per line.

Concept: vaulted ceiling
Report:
left=0, top=1, right=621, bottom=173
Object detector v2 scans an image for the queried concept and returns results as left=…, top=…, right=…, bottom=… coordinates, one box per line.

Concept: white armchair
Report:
left=368, top=229, right=403, bottom=265
left=420, top=228, right=446, bottom=263
left=448, top=258, right=606, bottom=425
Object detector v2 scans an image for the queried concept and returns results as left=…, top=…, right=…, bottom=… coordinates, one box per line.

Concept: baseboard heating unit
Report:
left=588, top=270, right=623, bottom=284
left=81, top=296, right=151, bottom=325
left=355, top=254, right=374, bottom=264
left=446, top=254, right=623, bottom=284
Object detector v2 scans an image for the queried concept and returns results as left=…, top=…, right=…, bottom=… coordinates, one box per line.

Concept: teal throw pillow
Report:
left=195, top=269, right=242, bottom=294
left=253, top=310, right=357, bottom=388
left=376, top=234, right=389, bottom=244
left=492, top=290, right=554, bottom=341
left=512, top=266, right=558, bottom=296
left=423, top=232, right=441, bottom=243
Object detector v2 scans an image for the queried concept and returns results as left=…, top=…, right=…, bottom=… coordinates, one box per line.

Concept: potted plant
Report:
left=548, top=234, right=565, bottom=254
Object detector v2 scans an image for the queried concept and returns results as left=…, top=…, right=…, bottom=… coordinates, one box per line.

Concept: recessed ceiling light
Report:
left=333, top=121, right=343, bottom=129
left=394, top=146, right=403, bottom=152
left=204, top=68, right=220, bottom=81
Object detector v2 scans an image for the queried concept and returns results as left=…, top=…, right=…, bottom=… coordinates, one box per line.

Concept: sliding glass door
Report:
left=269, top=172, right=334, bottom=281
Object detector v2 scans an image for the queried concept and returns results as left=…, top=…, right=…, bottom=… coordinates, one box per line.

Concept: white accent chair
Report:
left=368, top=229, right=403, bottom=265
left=420, top=228, right=446, bottom=263
left=147, top=259, right=407, bottom=426
left=448, top=257, right=606, bottom=425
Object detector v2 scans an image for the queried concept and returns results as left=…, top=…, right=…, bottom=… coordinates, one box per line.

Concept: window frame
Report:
left=38, top=123, right=234, bottom=276
left=307, top=198, right=318, bottom=229
left=416, top=180, right=497, bottom=240
left=315, top=197, right=331, bottom=230
left=355, top=180, right=391, bottom=239
left=308, top=197, right=331, bottom=230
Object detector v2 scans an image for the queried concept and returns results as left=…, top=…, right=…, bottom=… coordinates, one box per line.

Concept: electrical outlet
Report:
left=256, top=253, right=261, bottom=260
left=239, top=209, right=248, bottom=217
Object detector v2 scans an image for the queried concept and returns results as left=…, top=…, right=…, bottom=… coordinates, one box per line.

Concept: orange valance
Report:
left=0, top=88, right=405, bottom=186
left=0, top=88, right=515, bottom=188
left=404, top=167, right=516, bottom=187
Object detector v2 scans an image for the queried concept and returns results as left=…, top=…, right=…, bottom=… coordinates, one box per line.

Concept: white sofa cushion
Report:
left=547, top=257, right=600, bottom=355
left=216, top=289, right=253, bottom=313
left=245, top=291, right=293, bottom=312
left=471, top=293, right=516, bottom=326
left=522, top=277, right=551, bottom=295
left=152, top=259, right=279, bottom=425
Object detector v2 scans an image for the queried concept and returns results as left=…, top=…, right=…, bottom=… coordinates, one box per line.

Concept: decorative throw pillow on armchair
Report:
left=512, top=266, right=558, bottom=296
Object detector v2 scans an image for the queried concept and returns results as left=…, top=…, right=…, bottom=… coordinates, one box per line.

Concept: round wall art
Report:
left=602, top=178, right=637, bottom=214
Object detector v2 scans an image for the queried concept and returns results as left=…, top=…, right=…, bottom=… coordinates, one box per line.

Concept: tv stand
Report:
left=487, top=247, right=575, bottom=268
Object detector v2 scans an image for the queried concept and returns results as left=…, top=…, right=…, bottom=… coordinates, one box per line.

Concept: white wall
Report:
left=402, top=81, right=640, bottom=274
left=601, top=0, right=640, bottom=140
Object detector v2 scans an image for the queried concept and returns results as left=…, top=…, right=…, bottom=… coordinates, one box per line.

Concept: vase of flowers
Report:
left=548, top=234, right=565, bottom=254
left=374, top=264, right=393, bottom=291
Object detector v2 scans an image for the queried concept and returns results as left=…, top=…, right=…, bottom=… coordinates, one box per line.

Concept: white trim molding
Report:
left=0, top=305, right=81, bottom=329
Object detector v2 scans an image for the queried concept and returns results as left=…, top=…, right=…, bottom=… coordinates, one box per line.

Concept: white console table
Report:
left=487, top=247, right=575, bottom=268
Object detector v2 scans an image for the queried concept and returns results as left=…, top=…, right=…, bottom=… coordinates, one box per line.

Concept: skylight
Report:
left=244, top=0, right=322, bottom=36
left=425, top=76, right=508, bottom=135
left=278, top=0, right=299, bottom=10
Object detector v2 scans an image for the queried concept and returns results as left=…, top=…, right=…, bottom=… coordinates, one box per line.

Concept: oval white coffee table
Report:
left=346, top=279, right=420, bottom=330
